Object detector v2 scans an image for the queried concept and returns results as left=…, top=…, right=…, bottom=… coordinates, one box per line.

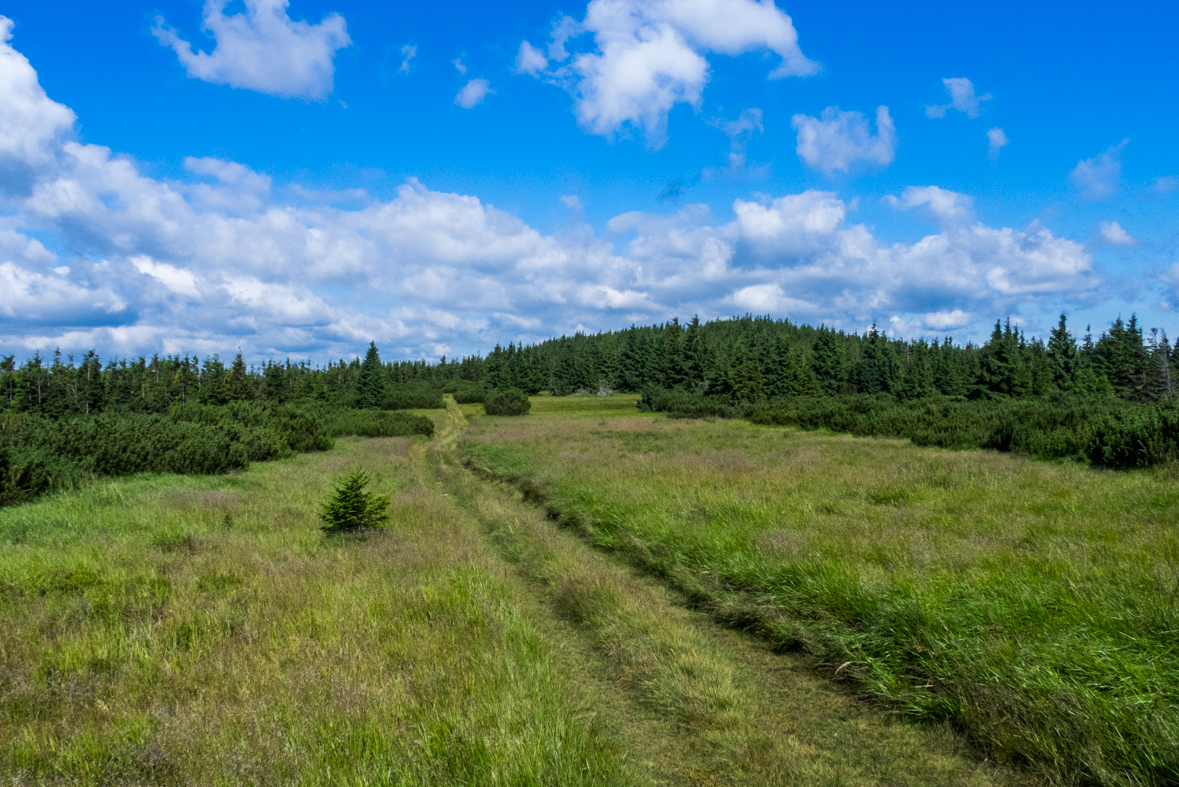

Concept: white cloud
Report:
left=1099, top=220, right=1134, bottom=245
left=520, top=0, right=817, bottom=146
left=561, top=194, right=584, bottom=212
left=920, top=309, right=970, bottom=331
left=399, top=44, right=416, bottom=74
left=152, top=0, right=351, bottom=100
left=515, top=41, right=549, bottom=75
left=452, top=57, right=467, bottom=74
left=131, top=255, right=202, bottom=299
left=885, top=185, right=974, bottom=225
left=0, top=17, right=76, bottom=185
left=987, top=127, right=1008, bottom=162
left=0, top=27, right=1108, bottom=357
left=792, top=106, right=896, bottom=173
left=1070, top=139, right=1128, bottom=200
left=925, top=77, right=991, bottom=119
left=733, top=191, right=845, bottom=252
left=454, top=78, right=493, bottom=109
left=0, top=261, right=126, bottom=324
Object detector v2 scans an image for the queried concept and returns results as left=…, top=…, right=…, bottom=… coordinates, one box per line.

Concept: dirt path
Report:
left=415, top=399, right=1033, bottom=787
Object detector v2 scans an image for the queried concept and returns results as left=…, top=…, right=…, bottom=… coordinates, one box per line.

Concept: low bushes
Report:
left=452, top=383, right=491, bottom=404
left=483, top=388, right=531, bottom=416
left=0, top=401, right=434, bottom=508
left=0, top=404, right=326, bottom=507
left=638, top=386, right=1179, bottom=469
left=314, top=408, right=436, bottom=438
left=381, top=384, right=444, bottom=410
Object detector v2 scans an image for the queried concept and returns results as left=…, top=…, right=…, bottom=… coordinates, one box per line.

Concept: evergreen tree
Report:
left=0, top=355, right=15, bottom=410
left=355, top=342, right=384, bottom=409
left=728, top=342, right=765, bottom=402
left=1046, top=314, right=1078, bottom=391
left=898, top=340, right=937, bottom=399
left=1148, top=329, right=1176, bottom=399
left=227, top=352, right=254, bottom=402
left=932, top=337, right=967, bottom=396
left=80, top=351, right=105, bottom=415
left=856, top=325, right=899, bottom=394
left=810, top=329, right=845, bottom=396
left=655, top=318, right=686, bottom=389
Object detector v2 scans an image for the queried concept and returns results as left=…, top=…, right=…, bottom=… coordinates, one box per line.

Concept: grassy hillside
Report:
left=463, top=395, right=1179, bottom=786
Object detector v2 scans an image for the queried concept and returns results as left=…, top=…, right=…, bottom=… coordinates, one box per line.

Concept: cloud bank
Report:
left=0, top=20, right=1101, bottom=361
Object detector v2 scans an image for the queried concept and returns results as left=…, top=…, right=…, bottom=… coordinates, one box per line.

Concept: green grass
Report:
left=462, top=395, right=1179, bottom=786
left=0, top=430, right=636, bottom=785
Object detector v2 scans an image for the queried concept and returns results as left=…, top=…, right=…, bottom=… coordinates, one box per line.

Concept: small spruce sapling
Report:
left=320, top=469, right=391, bottom=532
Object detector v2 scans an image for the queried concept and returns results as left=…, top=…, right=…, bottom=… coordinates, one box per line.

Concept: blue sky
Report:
left=1, top=0, right=1176, bottom=361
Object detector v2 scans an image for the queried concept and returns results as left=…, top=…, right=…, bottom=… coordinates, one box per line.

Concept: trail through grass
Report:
left=462, top=394, right=1179, bottom=787
left=440, top=397, right=1026, bottom=787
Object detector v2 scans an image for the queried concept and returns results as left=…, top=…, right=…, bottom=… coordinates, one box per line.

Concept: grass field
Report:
left=463, top=395, right=1179, bottom=787
left=4, top=393, right=1169, bottom=785
left=0, top=398, right=1036, bottom=786
left=0, top=416, right=635, bottom=785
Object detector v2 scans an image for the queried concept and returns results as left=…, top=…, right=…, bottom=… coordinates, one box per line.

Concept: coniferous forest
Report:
left=3, top=312, right=1178, bottom=506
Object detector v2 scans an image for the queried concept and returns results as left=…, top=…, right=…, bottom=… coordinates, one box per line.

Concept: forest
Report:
left=3, top=311, right=1178, bottom=507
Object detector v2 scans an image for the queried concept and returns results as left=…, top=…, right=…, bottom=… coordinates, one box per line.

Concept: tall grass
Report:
left=463, top=394, right=1179, bottom=786
left=0, top=434, right=633, bottom=784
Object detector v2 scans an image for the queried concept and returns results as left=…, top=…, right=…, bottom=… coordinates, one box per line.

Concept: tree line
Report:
left=3, top=313, right=1176, bottom=418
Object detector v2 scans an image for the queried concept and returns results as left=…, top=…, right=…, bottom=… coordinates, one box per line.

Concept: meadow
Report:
left=0, top=398, right=1037, bottom=786
left=463, top=395, right=1179, bottom=786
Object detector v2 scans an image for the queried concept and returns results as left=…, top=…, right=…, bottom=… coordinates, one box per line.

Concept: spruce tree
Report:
left=355, top=342, right=384, bottom=410
left=728, top=342, right=765, bottom=402
left=227, top=352, right=254, bottom=402
left=1046, top=314, right=1078, bottom=391
left=810, top=330, right=845, bottom=396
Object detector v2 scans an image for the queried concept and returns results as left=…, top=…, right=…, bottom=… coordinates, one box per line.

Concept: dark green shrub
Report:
left=381, top=385, right=444, bottom=410
left=318, top=409, right=435, bottom=438
left=483, top=388, right=531, bottom=416
left=638, top=385, right=741, bottom=419
left=452, top=384, right=489, bottom=404
left=320, top=469, right=390, bottom=532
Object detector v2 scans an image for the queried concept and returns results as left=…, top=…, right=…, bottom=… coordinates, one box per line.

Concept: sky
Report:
left=1, top=0, right=1177, bottom=362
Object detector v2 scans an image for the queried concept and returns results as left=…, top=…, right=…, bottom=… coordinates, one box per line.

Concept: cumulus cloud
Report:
left=987, top=127, right=1008, bottom=162
left=131, top=256, right=202, bottom=299
left=925, top=77, right=991, bottom=119
left=1070, top=139, right=1128, bottom=200
left=885, top=185, right=974, bottom=225
left=1099, top=220, right=1134, bottom=245
left=792, top=106, right=896, bottom=173
left=518, top=0, right=817, bottom=146
left=152, top=0, right=351, bottom=100
left=0, top=17, right=76, bottom=194
left=0, top=262, right=126, bottom=325
left=454, top=78, right=493, bottom=109
left=0, top=26, right=1104, bottom=357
